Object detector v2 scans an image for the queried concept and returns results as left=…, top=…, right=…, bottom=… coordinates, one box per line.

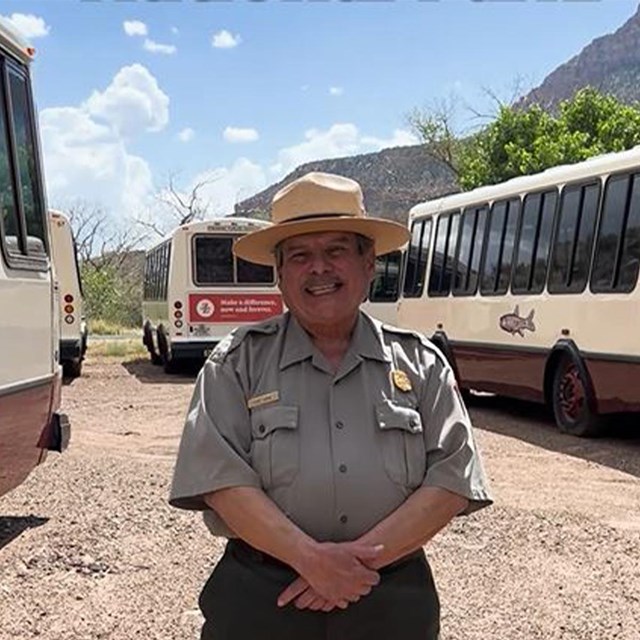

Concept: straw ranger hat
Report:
left=233, top=172, right=410, bottom=266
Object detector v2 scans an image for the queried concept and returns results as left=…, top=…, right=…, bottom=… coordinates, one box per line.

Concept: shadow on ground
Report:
left=123, top=358, right=202, bottom=384
left=0, top=515, right=49, bottom=552
left=469, top=393, right=640, bottom=478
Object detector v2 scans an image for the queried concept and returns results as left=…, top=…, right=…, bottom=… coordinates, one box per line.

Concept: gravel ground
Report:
left=1, top=354, right=639, bottom=640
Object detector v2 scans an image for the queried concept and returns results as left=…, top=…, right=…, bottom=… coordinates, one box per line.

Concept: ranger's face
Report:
left=277, top=231, right=375, bottom=335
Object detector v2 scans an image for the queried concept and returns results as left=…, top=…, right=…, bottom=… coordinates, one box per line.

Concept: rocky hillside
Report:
left=520, top=4, right=640, bottom=109
left=234, top=145, right=458, bottom=225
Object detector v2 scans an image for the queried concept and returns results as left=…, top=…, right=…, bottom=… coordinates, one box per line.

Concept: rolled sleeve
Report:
left=169, top=359, right=261, bottom=511
left=420, top=360, right=493, bottom=515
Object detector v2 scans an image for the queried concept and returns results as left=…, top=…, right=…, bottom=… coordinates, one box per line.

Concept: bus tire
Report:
left=144, top=322, right=162, bottom=365
left=157, top=328, right=178, bottom=374
left=551, top=355, right=603, bottom=437
left=63, top=358, right=82, bottom=379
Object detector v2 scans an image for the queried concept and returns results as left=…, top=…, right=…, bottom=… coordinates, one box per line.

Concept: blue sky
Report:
left=2, top=0, right=638, bottom=232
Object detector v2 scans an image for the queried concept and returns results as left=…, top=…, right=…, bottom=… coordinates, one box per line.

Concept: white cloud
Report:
left=270, top=123, right=418, bottom=177
left=151, top=159, right=267, bottom=221
left=223, top=127, right=259, bottom=143
left=171, top=26, right=179, bottom=35
left=39, top=107, right=153, bottom=217
left=143, top=38, right=177, bottom=55
left=329, top=87, right=344, bottom=97
left=84, top=64, right=169, bottom=137
left=2, top=13, right=49, bottom=39
left=212, top=30, right=241, bottom=49
left=177, top=127, right=195, bottom=142
left=361, top=129, right=420, bottom=149
left=123, top=20, right=148, bottom=37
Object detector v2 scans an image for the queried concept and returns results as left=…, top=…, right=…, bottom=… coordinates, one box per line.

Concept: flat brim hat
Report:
left=233, top=172, right=410, bottom=266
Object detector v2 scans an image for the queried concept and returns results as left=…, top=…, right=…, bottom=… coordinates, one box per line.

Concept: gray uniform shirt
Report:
left=169, top=311, right=492, bottom=541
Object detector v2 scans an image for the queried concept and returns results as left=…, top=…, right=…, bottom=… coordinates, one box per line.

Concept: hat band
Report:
left=281, top=211, right=359, bottom=223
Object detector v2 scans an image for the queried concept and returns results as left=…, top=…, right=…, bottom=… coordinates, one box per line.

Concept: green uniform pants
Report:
left=199, top=539, right=440, bottom=640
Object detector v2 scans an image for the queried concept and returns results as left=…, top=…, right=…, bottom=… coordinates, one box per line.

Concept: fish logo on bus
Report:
left=499, top=305, right=536, bottom=337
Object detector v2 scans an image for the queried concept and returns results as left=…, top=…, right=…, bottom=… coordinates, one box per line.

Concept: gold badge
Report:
left=247, top=391, right=279, bottom=410
left=391, top=370, right=412, bottom=392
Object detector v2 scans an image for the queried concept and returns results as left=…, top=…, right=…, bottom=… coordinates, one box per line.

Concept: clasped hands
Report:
left=277, top=541, right=384, bottom=613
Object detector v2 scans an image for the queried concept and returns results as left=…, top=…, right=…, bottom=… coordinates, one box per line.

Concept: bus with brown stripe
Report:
left=0, top=19, right=69, bottom=497
left=377, top=146, right=640, bottom=437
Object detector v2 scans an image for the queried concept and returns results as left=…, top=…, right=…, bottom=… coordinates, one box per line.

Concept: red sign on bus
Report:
left=189, top=293, right=283, bottom=323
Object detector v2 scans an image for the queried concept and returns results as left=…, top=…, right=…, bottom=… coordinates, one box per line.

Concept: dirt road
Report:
left=1, top=354, right=639, bottom=639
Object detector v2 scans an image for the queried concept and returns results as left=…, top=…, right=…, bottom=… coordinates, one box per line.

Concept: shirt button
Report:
left=339, top=515, right=348, bottom=524
left=335, top=421, right=344, bottom=429
left=338, top=464, right=347, bottom=473
left=258, top=424, right=266, bottom=434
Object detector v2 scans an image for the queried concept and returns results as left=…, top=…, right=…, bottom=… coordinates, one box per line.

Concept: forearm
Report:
left=356, top=486, right=468, bottom=569
left=204, top=486, right=316, bottom=571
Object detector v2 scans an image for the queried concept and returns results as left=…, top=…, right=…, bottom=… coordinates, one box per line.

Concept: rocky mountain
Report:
left=234, top=145, right=458, bottom=225
left=519, top=3, right=640, bottom=110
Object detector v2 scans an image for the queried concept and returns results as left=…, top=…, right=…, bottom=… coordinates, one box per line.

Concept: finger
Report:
left=353, top=544, right=385, bottom=562
left=294, top=589, right=318, bottom=610
left=277, top=577, right=309, bottom=607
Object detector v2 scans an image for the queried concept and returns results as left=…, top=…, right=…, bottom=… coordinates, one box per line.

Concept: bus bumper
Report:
left=47, top=413, right=71, bottom=453
left=172, top=340, right=220, bottom=360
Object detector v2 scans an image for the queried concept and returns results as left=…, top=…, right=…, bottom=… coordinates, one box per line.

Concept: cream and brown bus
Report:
left=397, top=145, right=640, bottom=437
left=0, top=19, right=69, bottom=497
left=142, top=218, right=283, bottom=373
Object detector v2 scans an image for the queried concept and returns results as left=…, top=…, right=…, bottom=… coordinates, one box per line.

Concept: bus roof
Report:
left=410, top=144, right=640, bottom=221
left=147, top=217, right=272, bottom=250
left=0, top=18, right=35, bottom=65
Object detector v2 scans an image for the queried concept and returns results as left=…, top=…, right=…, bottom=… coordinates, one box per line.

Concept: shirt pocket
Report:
left=376, top=400, right=426, bottom=489
left=250, top=405, right=299, bottom=490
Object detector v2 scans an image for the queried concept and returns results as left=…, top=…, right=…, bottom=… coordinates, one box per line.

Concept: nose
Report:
left=308, top=250, right=332, bottom=274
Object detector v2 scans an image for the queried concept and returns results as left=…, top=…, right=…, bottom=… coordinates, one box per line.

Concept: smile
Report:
left=305, top=283, right=341, bottom=296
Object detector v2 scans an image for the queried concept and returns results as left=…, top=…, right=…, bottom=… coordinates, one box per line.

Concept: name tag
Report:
left=247, top=391, right=279, bottom=410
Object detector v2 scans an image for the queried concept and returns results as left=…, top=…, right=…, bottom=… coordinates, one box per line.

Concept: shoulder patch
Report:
left=209, top=316, right=283, bottom=363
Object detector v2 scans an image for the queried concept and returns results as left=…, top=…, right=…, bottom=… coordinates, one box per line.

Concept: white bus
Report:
left=142, top=218, right=283, bottom=373
left=396, top=145, right=640, bottom=437
left=0, top=20, right=69, bottom=497
left=48, top=209, right=87, bottom=378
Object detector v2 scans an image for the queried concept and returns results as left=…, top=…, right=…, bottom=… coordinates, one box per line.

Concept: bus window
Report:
left=453, top=205, right=487, bottom=296
left=513, top=190, right=558, bottom=294
left=237, top=257, right=275, bottom=284
left=8, top=67, right=45, bottom=253
left=370, top=250, right=403, bottom=302
left=194, top=236, right=234, bottom=284
left=592, top=172, right=640, bottom=293
left=480, top=198, right=519, bottom=295
left=403, top=219, right=432, bottom=298
left=428, top=212, right=459, bottom=297
left=549, top=182, right=600, bottom=293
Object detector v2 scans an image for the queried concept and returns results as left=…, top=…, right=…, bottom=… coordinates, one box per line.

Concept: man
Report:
left=169, top=172, right=492, bottom=640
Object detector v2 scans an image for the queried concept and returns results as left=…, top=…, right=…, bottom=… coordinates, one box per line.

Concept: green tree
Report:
left=410, top=87, right=640, bottom=191
left=457, top=88, right=640, bottom=190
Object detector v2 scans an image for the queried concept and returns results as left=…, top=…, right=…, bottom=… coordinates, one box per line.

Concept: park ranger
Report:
left=169, top=171, right=492, bottom=640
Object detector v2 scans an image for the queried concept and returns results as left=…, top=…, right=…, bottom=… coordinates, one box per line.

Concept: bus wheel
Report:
left=158, top=330, right=178, bottom=374
left=552, top=356, right=602, bottom=437
left=63, top=358, right=82, bottom=379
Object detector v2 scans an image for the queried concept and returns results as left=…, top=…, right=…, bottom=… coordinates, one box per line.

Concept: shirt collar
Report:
left=279, top=310, right=391, bottom=371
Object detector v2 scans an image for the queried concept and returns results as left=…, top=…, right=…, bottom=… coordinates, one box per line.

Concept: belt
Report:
left=226, top=539, right=424, bottom=573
